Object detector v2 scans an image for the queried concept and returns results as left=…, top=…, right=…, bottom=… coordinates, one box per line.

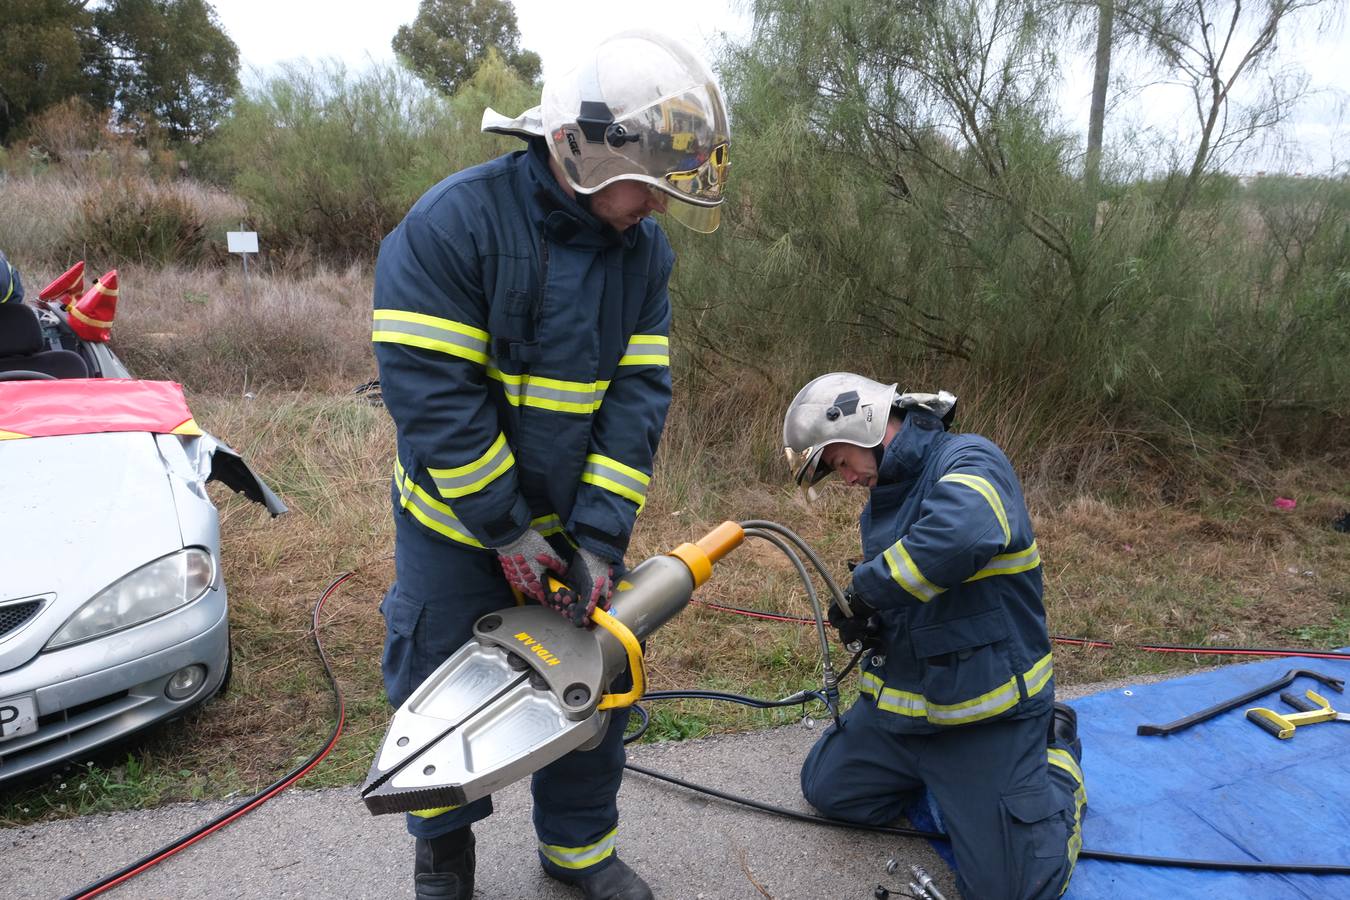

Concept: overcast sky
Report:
left=208, top=0, right=1347, bottom=174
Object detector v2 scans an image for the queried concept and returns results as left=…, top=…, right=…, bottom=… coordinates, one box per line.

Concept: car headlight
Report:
left=46, top=548, right=216, bottom=650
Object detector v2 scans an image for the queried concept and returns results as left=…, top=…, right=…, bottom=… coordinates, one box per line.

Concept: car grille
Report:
left=0, top=599, right=43, bottom=640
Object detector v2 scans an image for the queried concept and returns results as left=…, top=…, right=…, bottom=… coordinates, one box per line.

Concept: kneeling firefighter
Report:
left=371, top=29, right=730, bottom=900
left=783, top=373, right=1087, bottom=900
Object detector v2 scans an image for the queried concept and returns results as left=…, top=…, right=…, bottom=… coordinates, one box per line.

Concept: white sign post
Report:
left=227, top=230, right=259, bottom=307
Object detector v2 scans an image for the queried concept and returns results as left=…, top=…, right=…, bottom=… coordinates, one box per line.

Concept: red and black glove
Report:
left=547, top=548, right=615, bottom=627
left=495, top=529, right=567, bottom=603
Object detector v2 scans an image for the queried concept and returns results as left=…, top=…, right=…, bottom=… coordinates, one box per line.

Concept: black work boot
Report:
left=547, top=857, right=654, bottom=900
left=1050, top=701, right=1083, bottom=762
left=414, top=827, right=475, bottom=900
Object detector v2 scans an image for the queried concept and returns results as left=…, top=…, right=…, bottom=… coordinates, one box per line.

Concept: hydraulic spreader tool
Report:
left=361, top=522, right=746, bottom=815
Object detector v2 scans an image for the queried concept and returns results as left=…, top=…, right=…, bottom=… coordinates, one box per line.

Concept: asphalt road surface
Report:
left=5, top=680, right=1132, bottom=900
left=5, top=723, right=950, bottom=900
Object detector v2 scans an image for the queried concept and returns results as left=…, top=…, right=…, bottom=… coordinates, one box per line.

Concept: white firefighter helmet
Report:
left=782, top=373, right=898, bottom=487
left=481, top=30, right=730, bottom=233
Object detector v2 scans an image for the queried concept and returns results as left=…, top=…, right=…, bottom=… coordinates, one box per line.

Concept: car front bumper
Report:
left=0, top=588, right=229, bottom=785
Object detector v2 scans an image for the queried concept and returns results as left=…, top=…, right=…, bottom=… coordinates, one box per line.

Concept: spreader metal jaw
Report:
left=361, top=522, right=748, bottom=817
left=360, top=606, right=620, bottom=815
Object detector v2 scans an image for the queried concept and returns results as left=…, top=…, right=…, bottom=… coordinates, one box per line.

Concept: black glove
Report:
left=828, top=587, right=884, bottom=650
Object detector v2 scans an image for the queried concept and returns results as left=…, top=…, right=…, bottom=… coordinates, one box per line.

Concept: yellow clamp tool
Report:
left=1246, top=690, right=1350, bottom=739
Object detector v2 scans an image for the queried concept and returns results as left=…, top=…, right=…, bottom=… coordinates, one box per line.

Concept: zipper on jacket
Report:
left=537, top=229, right=550, bottom=330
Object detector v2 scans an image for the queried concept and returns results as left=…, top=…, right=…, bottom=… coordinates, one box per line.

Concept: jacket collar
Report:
left=877, top=410, right=947, bottom=484
left=521, top=140, right=635, bottom=249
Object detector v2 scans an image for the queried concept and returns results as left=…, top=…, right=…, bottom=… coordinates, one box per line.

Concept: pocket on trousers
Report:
left=379, top=584, right=426, bottom=709
left=1003, top=784, right=1068, bottom=859
left=380, top=584, right=423, bottom=640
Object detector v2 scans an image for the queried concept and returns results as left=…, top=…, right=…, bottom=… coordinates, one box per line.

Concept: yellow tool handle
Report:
left=591, top=607, right=645, bottom=710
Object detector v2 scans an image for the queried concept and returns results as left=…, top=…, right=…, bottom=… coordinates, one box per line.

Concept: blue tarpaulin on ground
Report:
left=1064, top=653, right=1350, bottom=899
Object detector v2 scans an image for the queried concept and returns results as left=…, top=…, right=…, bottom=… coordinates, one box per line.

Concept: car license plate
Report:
left=0, top=695, right=38, bottom=741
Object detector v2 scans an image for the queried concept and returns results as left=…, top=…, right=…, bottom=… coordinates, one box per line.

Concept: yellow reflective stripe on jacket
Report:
left=859, top=671, right=926, bottom=717
left=966, top=542, right=1041, bottom=582
left=859, top=652, right=1054, bottom=726
left=939, top=473, right=1011, bottom=545
left=884, top=540, right=1040, bottom=601
left=617, top=334, right=669, bottom=366
left=581, top=453, right=651, bottom=510
left=883, top=540, right=943, bottom=602
left=1, top=264, right=14, bottom=303
left=398, top=459, right=563, bottom=547
left=538, top=826, right=617, bottom=870
left=394, top=459, right=484, bottom=548
left=372, top=309, right=490, bottom=364
left=427, top=431, right=514, bottom=499
left=1047, top=746, right=1087, bottom=894
left=533, top=513, right=564, bottom=537
left=487, top=365, right=608, bottom=414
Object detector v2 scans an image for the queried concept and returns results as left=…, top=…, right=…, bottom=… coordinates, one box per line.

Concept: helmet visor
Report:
left=661, top=140, right=728, bottom=205
left=663, top=196, right=722, bottom=233
left=784, top=445, right=832, bottom=488
left=613, top=87, right=728, bottom=199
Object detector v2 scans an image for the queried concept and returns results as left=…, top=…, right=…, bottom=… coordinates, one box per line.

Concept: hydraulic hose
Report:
left=621, top=760, right=1350, bottom=875
left=740, top=526, right=841, bottom=723
left=627, top=518, right=1350, bottom=879
left=693, top=599, right=1350, bottom=664
left=736, top=519, right=849, bottom=611
left=61, top=572, right=353, bottom=900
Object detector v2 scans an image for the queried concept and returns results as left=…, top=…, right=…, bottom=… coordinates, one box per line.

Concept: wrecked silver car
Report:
left=0, top=300, right=284, bottom=784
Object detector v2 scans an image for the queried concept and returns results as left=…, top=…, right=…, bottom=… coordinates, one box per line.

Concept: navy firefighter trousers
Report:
left=381, top=505, right=633, bottom=879
left=802, top=698, right=1086, bottom=900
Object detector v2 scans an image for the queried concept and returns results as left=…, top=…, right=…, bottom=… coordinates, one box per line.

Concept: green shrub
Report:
left=69, top=177, right=210, bottom=266
left=214, top=53, right=537, bottom=265
left=660, top=0, right=1350, bottom=478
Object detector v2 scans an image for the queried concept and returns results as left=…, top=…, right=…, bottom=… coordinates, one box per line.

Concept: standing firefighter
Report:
left=783, top=373, right=1086, bottom=900
left=371, top=30, right=729, bottom=900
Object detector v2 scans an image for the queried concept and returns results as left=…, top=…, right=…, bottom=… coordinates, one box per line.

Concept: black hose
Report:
left=628, top=518, right=1350, bottom=878
left=623, top=748, right=1350, bottom=875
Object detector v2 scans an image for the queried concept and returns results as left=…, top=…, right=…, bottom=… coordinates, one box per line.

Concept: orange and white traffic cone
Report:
left=69, top=269, right=118, bottom=342
left=38, top=260, right=86, bottom=310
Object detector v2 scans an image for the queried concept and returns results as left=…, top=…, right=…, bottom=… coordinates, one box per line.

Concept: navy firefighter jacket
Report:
left=371, top=140, right=675, bottom=562
left=848, top=409, right=1054, bottom=734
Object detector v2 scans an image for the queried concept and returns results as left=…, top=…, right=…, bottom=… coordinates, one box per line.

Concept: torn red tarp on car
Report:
left=0, top=379, right=202, bottom=440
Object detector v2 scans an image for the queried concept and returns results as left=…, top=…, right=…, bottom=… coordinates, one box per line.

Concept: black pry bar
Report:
left=1136, top=668, right=1345, bottom=737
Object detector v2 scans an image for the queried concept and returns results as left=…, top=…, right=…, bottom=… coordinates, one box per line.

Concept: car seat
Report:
left=0, top=303, right=90, bottom=379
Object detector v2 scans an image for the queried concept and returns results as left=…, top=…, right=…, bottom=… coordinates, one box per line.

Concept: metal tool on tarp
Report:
left=1136, top=668, right=1345, bottom=736
left=361, top=522, right=745, bottom=815
left=1246, top=689, right=1350, bottom=739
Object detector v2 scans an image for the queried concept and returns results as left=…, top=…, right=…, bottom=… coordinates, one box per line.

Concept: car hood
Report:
left=0, top=432, right=187, bottom=669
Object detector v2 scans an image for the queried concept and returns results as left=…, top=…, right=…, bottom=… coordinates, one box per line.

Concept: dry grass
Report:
left=0, top=175, right=85, bottom=265
left=2, top=380, right=1346, bottom=825
left=1, top=247, right=1348, bottom=826
left=100, top=263, right=375, bottom=395
left=1, top=175, right=246, bottom=270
